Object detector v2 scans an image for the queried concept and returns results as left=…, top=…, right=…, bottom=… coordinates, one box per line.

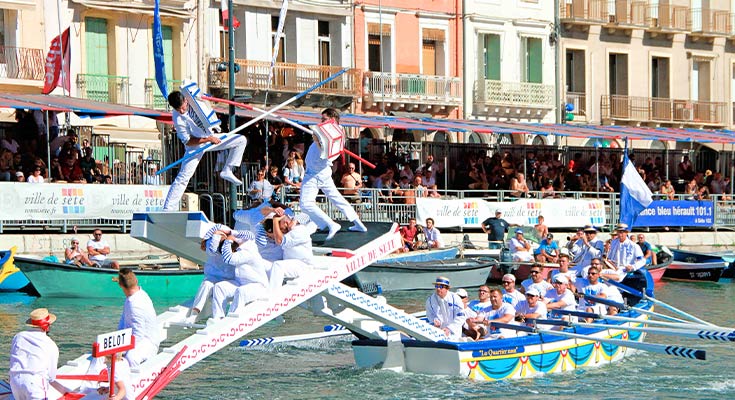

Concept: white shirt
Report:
left=425, top=292, right=466, bottom=339
left=233, top=202, right=269, bottom=233
left=545, top=289, right=578, bottom=312
left=520, top=279, right=554, bottom=298
left=607, top=237, right=646, bottom=273
left=107, top=358, right=134, bottom=400
left=575, top=279, right=608, bottom=308
left=502, top=289, right=525, bottom=307
left=203, top=235, right=235, bottom=281
left=424, top=226, right=443, bottom=247
left=173, top=109, right=210, bottom=145
left=221, top=239, right=270, bottom=287
left=571, top=237, right=605, bottom=275
left=515, top=300, right=548, bottom=320
left=484, top=303, right=516, bottom=321
left=143, top=174, right=162, bottom=186
left=9, top=329, right=59, bottom=380
left=305, top=142, right=331, bottom=176
left=27, top=175, right=45, bottom=183
left=248, top=179, right=274, bottom=201
left=118, top=289, right=160, bottom=350
left=87, top=239, right=110, bottom=262
left=468, top=300, right=493, bottom=318
left=281, top=222, right=318, bottom=263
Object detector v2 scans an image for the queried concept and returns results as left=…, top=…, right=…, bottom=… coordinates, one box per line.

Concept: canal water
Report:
left=1, top=280, right=733, bottom=399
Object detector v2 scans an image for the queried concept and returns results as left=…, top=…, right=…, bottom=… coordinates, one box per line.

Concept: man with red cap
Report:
left=9, top=308, right=70, bottom=399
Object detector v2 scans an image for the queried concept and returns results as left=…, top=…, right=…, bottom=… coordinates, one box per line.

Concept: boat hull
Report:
left=353, top=259, right=494, bottom=291
left=0, top=248, right=31, bottom=292
left=353, top=309, right=648, bottom=380
left=377, top=247, right=459, bottom=264
left=663, top=261, right=724, bottom=282
left=14, top=256, right=203, bottom=298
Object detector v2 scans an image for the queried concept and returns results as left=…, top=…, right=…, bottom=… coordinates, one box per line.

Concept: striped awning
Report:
left=367, top=22, right=391, bottom=36
left=422, top=28, right=445, bottom=42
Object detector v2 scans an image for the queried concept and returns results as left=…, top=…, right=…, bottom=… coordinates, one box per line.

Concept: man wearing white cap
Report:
left=514, top=288, right=547, bottom=321
left=501, top=274, right=525, bottom=307
left=467, top=288, right=516, bottom=339
left=9, top=308, right=70, bottom=399
left=425, top=276, right=466, bottom=339
left=545, top=275, right=577, bottom=313
left=571, top=225, right=605, bottom=276
left=509, top=229, right=533, bottom=262
left=604, top=223, right=645, bottom=282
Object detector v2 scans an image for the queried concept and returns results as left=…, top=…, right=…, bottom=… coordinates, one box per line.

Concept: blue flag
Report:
left=153, top=0, right=168, bottom=99
left=619, top=144, right=653, bottom=227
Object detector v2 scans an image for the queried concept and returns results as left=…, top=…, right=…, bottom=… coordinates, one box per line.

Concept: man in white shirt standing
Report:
left=117, top=268, right=160, bottom=368
left=87, top=229, right=120, bottom=269
left=299, top=108, right=366, bottom=240
left=163, top=90, right=247, bottom=211
left=9, top=308, right=70, bottom=400
left=571, top=225, right=605, bottom=276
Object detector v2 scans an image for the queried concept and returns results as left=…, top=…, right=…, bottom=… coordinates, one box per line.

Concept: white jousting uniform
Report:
left=606, top=237, right=646, bottom=280
left=118, top=288, right=160, bottom=367
left=571, top=237, right=605, bottom=275
left=214, top=234, right=271, bottom=317
left=9, top=329, right=59, bottom=400
left=425, top=292, right=466, bottom=339
left=299, top=142, right=359, bottom=230
left=163, top=109, right=247, bottom=211
left=190, top=227, right=236, bottom=316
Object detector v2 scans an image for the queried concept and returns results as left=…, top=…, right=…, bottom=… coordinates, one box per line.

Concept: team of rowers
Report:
left=427, top=222, right=644, bottom=341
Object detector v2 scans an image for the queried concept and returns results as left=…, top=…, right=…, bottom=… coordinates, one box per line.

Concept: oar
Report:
left=602, top=277, right=715, bottom=326
left=56, top=369, right=109, bottom=382
left=552, top=309, right=730, bottom=331
left=239, top=328, right=351, bottom=347
left=491, top=322, right=706, bottom=360
left=531, top=318, right=735, bottom=342
left=158, top=68, right=348, bottom=175
left=583, top=294, right=691, bottom=324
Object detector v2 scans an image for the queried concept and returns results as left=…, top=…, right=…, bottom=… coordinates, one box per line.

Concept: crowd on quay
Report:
left=426, top=222, right=646, bottom=341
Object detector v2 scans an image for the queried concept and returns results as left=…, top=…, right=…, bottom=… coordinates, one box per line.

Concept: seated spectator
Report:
left=403, top=176, right=428, bottom=205
left=540, top=179, right=556, bottom=198
left=534, top=234, right=559, bottom=263
left=1, top=132, right=19, bottom=153
left=143, top=164, right=162, bottom=185
left=636, top=234, right=657, bottom=266
left=0, top=148, right=12, bottom=181
left=12, top=152, right=22, bottom=172
left=508, top=229, right=533, bottom=262
left=510, top=172, right=530, bottom=198
left=60, top=151, right=85, bottom=183
left=86, top=229, right=120, bottom=269
left=79, top=147, right=96, bottom=183
left=399, top=217, right=419, bottom=252
left=467, top=166, right=488, bottom=191
left=267, top=166, right=283, bottom=200
left=15, top=171, right=24, bottom=182
left=660, top=179, right=675, bottom=200
left=64, top=238, right=96, bottom=267
left=248, top=169, right=273, bottom=201
left=420, top=169, right=442, bottom=198
left=282, top=157, right=302, bottom=192
left=27, top=166, right=45, bottom=183
left=423, top=218, right=443, bottom=249
left=599, top=175, right=614, bottom=192
left=340, top=163, right=363, bottom=202
left=399, top=163, right=414, bottom=182
left=375, top=169, right=400, bottom=203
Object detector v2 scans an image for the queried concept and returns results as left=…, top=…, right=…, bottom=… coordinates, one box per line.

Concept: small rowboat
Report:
left=644, top=250, right=673, bottom=283
left=666, top=248, right=726, bottom=282
left=14, top=255, right=203, bottom=298
left=0, top=247, right=31, bottom=292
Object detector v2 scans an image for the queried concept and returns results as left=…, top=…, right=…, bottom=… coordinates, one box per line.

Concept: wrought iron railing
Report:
left=76, top=73, right=129, bottom=104
left=363, top=72, right=462, bottom=105
left=144, top=78, right=182, bottom=110
left=474, top=80, right=554, bottom=108
left=566, top=92, right=586, bottom=117
left=0, top=46, right=45, bottom=80
left=688, top=8, right=730, bottom=35
left=645, top=4, right=689, bottom=31
left=601, top=95, right=727, bottom=125
left=207, top=58, right=360, bottom=97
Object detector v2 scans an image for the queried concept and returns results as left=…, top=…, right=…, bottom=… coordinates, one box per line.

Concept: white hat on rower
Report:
left=525, top=288, right=540, bottom=297
left=502, top=274, right=516, bottom=282
left=553, top=275, right=568, bottom=284
left=456, top=288, right=468, bottom=298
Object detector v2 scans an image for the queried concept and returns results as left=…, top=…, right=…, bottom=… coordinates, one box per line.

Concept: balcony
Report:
left=0, top=46, right=45, bottom=81
left=601, top=1, right=648, bottom=31
left=560, top=0, right=608, bottom=28
left=566, top=92, right=587, bottom=120
left=473, top=79, right=554, bottom=120
left=644, top=4, right=689, bottom=36
left=601, top=95, right=726, bottom=127
left=688, top=8, right=730, bottom=40
left=362, top=72, right=462, bottom=114
left=76, top=74, right=129, bottom=104
left=144, top=78, right=182, bottom=110
left=207, top=59, right=360, bottom=109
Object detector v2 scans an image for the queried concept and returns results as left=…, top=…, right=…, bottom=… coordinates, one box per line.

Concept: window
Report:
left=318, top=21, right=330, bottom=66
left=0, top=11, right=5, bottom=47
left=565, top=49, right=585, bottom=93
left=651, top=57, right=669, bottom=98
left=608, top=53, right=628, bottom=95
left=271, top=16, right=285, bottom=63
left=521, top=37, right=542, bottom=83
left=367, top=22, right=391, bottom=72
left=479, top=33, right=500, bottom=80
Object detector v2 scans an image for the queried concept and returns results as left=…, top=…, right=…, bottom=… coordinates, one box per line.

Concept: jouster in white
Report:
left=117, top=269, right=160, bottom=368
left=605, top=223, right=646, bottom=281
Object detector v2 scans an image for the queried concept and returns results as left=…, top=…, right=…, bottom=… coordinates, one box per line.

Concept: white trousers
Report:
left=299, top=170, right=358, bottom=229
left=163, top=135, right=247, bottom=211
left=212, top=280, right=238, bottom=319
left=229, top=283, right=268, bottom=315
left=268, top=259, right=305, bottom=291
left=10, top=373, right=48, bottom=400
left=124, top=339, right=158, bottom=368
left=191, top=278, right=218, bottom=313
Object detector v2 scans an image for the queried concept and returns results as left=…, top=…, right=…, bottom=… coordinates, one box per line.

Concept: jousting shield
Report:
left=314, top=119, right=345, bottom=161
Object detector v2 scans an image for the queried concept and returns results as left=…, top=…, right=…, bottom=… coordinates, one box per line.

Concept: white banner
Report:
left=416, top=198, right=606, bottom=229
left=0, top=183, right=169, bottom=220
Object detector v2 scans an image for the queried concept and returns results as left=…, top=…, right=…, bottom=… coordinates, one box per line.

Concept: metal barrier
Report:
left=1, top=188, right=733, bottom=233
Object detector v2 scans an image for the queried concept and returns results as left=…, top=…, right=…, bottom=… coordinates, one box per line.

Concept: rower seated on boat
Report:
left=466, top=287, right=516, bottom=340
left=187, top=224, right=236, bottom=323
left=426, top=276, right=465, bottom=340
left=603, top=223, right=646, bottom=281
left=635, top=233, right=657, bottom=266
left=574, top=263, right=607, bottom=321
left=544, top=275, right=578, bottom=324
left=514, top=288, right=547, bottom=324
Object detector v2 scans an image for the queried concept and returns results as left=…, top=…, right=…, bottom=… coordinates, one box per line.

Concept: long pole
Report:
left=553, top=0, right=561, bottom=124
left=227, top=0, right=237, bottom=212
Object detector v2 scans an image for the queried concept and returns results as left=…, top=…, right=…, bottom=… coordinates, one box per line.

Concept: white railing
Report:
left=362, top=72, right=462, bottom=105
left=474, top=80, right=555, bottom=108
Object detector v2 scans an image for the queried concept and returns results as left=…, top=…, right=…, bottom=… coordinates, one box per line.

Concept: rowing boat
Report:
left=13, top=255, right=202, bottom=298
left=352, top=269, right=657, bottom=380
left=666, top=248, right=726, bottom=282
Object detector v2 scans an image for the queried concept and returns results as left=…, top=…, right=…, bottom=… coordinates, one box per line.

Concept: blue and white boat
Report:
left=0, top=247, right=31, bottom=292
left=667, top=248, right=727, bottom=282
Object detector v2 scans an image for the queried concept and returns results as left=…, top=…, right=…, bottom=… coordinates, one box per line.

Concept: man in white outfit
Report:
left=215, top=231, right=271, bottom=316
left=187, top=224, right=236, bottom=323
left=604, top=223, right=646, bottom=282
left=163, top=90, right=247, bottom=211
left=117, top=268, right=160, bottom=368
left=9, top=308, right=70, bottom=400
left=299, top=108, right=366, bottom=240
left=425, top=276, right=466, bottom=339
left=571, top=225, right=605, bottom=276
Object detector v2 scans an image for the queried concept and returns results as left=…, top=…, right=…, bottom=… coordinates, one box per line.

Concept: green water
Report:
left=1, top=281, right=734, bottom=399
